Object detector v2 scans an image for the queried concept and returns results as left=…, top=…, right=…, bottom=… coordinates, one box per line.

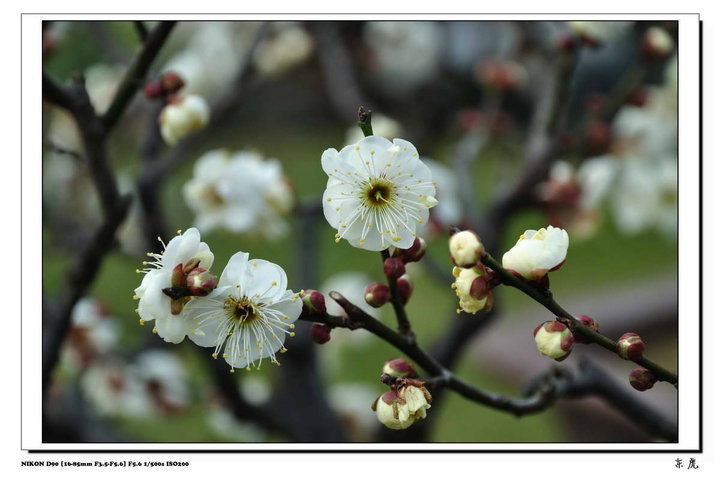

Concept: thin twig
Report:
left=481, top=253, right=678, bottom=387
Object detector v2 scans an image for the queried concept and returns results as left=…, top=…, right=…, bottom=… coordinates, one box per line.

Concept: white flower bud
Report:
left=452, top=266, right=492, bottom=314
left=159, top=95, right=210, bottom=146
left=502, top=226, right=569, bottom=281
left=533, top=320, right=574, bottom=361
left=449, top=230, right=485, bottom=268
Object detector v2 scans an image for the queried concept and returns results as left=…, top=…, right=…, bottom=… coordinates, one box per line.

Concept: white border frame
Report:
left=21, top=13, right=701, bottom=452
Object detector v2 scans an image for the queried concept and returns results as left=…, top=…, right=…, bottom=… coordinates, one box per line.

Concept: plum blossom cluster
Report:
left=183, top=149, right=294, bottom=238
left=321, top=135, right=437, bottom=251
left=448, top=230, right=494, bottom=314
left=134, top=228, right=302, bottom=371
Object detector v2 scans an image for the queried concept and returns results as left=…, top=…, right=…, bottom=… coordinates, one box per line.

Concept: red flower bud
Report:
left=185, top=267, right=218, bottom=297
left=629, top=367, right=657, bottom=391
left=160, top=71, right=185, bottom=95
left=364, top=281, right=391, bottom=308
left=310, top=323, right=332, bottom=344
left=396, top=274, right=413, bottom=305
left=616, top=332, right=646, bottom=361
left=393, top=237, right=427, bottom=263
left=300, top=289, right=326, bottom=316
left=382, top=358, right=418, bottom=378
left=469, top=275, right=490, bottom=300
left=383, top=257, right=406, bottom=281
left=171, top=263, right=186, bottom=287
left=144, top=81, right=164, bottom=99
left=575, top=314, right=600, bottom=344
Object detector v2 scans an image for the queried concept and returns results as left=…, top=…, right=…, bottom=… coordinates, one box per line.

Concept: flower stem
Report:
left=480, top=252, right=678, bottom=388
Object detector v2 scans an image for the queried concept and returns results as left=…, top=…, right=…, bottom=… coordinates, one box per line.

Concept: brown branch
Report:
left=41, top=22, right=177, bottom=397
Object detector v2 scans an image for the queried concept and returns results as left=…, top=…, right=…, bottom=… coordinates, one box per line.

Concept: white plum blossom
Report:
left=253, top=22, right=314, bottom=77
left=132, top=350, right=190, bottom=412
left=502, top=226, right=569, bottom=281
left=164, top=22, right=261, bottom=99
left=134, top=228, right=214, bottom=344
left=81, top=361, right=151, bottom=418
left=183, top=149, right=294, bottom=238
left=185, top=252, right=302, bottom=371
left=63, top=298, right=119, bottom=369
left=364, top=22, right=443, bottom=94
left=580, top=57, right=677, bottom=239
left=159, top=95, right=210, bottom=146
left=322, top=136, right=438, bottom=251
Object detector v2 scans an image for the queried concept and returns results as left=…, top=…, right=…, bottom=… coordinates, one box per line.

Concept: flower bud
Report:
left=310, top=323, right=332, bottom=344
left=144, top=81, right=164, bottom=99
left=159, top=94, right=210, bottom=146
left=502, top=226, right=569, bottom=281
left=364, top=281, right=391, bottom=308
left=449, top=230, right=485, bottom=268
left=583, top=121, right=612, bottom=156
left=171, top=263, right=186, bottom=287
left=452, top=266, right=492, bottom=314
left=300, top=289, right=326, bottom=316
left=383, top=257, right=406, bottom=280
left=185, top=268, right=218, bottom=297
left=642, top=26, right=673, bottom=59
left=628, top=367, right=656, bottom=391
left=616, top=332, right=646, bottom=361
left=476, top=59, right=527, bottom=92
left=396, top=274, right=413, bottom=305
left=382, top=358, right=418, bottom=378
left=159, top=71, right=185, bottom=95
left=627, top=87, right=649, bottom=107
left=372, top=385, right=431, bottom=430
left=533, top=320, right=574, bottom=361
left=575, top=314, right=600, bottom=344
left=393, top=237, right=427, bottom=263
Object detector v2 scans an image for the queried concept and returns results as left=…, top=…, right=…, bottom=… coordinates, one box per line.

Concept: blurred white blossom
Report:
left=253, top=22, right=314, bottom=77
left=132, top=349, right=190, bottom=412
left=364, top=22, right=443, bottom=94
left=183, top=149, right=294, bottom=238
left=159, top=95, right=210, bottom=146
left=328, top=383, right=380, bottom=441
left=81, top=361, right=151, bottom=418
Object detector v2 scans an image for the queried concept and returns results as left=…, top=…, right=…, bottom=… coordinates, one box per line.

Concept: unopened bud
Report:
left=171, top=263, right=186, bottom=287
left=383, top=257, right=406, bottom=280
left=575, top=314, right=600, bottom=344
left=160, top=71, right=185, bottom=95
left=364, top=281, right=391, bottom=308
left=642, top=26, right=673, bottom=59
left=310, top=323, right=332, bottom=344
left=300, top=289, right=326, bottom=316
left=628, top=367, right=656, bottom=391
left=185, top=268, right=218, bottom=296
left=449, top=230, right=485, bottom=268
left=396, top=274, right=413, bottom=305
left=144, top=81, right=164, bottom=99
left=393, top=237, right=427, bottom=263
left=616, top=332, right=646, bottom=361
left=533, top=320, right=574, bottom=361
left=159, top=94, right=210, bottom=146
left=382, top=358, right=418, bottom=378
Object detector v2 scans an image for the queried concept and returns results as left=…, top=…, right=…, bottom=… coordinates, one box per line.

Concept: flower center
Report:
left=363, top=178, right=394, bottom=207
left=224, top=296, right=260, bottom=324
left=203, top=186, right=226, bottom=206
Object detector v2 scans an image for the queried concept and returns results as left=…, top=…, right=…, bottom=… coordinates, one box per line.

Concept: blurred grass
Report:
left=42, top=22, right=676, bottom=443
